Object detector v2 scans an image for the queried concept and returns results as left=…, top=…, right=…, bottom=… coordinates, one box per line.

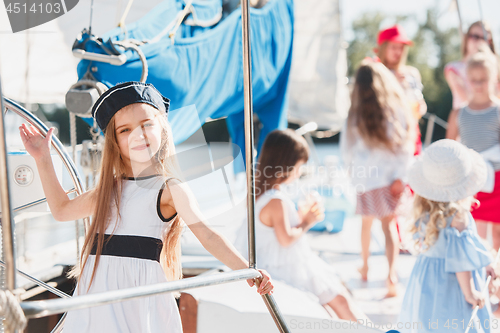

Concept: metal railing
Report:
left=4, top=99, right=89, bottom=233
left=422, top=112, right=449, bottom=147
left=0, top=260, right=70, bottom=299
left=1, top=98, right=89, bottom=333
left=21, top=269, right=261, bottom=319
left=0, top=188, right=76, bottom=218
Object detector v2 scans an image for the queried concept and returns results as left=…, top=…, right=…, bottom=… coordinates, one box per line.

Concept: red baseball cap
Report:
left=377, top=25, right=413, bottom=46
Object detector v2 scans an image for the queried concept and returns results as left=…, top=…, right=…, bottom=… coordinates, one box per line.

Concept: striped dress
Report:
left=457, top=105, right=500, bottom=222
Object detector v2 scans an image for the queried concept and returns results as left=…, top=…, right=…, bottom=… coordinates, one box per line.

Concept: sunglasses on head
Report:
left=468, top=33, right=490, bottom=41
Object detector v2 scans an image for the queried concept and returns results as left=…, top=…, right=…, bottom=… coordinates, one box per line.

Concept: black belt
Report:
left=90, top=234, right=163, bottom=262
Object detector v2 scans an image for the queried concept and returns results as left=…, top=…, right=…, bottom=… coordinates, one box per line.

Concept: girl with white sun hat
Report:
left=399, top=139, right=497, bottom=333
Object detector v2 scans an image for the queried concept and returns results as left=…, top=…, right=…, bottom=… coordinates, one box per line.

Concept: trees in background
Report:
left=347, top=7, right=462, bottom=140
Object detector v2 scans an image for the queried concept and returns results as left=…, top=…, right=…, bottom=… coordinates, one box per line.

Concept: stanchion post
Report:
left=240, top=1, right=291, bottom=332
left=0, top=66, right=19, bottom=333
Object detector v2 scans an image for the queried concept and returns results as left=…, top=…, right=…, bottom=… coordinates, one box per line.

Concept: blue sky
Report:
left=341, top=0, right=500, bottom=48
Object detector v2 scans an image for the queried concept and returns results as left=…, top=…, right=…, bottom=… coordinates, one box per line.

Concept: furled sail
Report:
left=288, top=0, right=349, bottom=132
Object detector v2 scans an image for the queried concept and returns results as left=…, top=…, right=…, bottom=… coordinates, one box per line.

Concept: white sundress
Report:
left=236, top=188, right=344, bottom=305
left=63, top=175, right=182, bottom=333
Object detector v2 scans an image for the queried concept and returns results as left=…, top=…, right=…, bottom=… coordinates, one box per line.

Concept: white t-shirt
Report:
left=340, top=108, right=415, bottom=192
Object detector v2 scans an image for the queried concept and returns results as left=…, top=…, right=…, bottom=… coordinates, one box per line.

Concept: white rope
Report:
left=118, top=0, right=135, bottom=32
left=0, top=290, right=27, bottom=331
left=168, top=0, right=194, bottom=45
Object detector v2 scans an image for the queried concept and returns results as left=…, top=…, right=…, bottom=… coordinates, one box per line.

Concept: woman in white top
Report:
left=341, top=61, right=416, bottom=297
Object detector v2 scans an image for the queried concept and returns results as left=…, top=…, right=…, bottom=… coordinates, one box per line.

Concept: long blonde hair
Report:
left=347, top=61, right=415, bottom=152
left=70, top=104, right=184, bottom=287
left=410, top=194, right=476, bottom=251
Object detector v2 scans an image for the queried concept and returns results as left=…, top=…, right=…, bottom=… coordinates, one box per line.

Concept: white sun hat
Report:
left=408, top=139, right=487, bottom=202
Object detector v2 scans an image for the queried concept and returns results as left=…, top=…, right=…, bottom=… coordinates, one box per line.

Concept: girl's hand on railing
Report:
left=19, top=124, right=54, bottom=161
left=485, top=264, right=498, bottom=295
left=486, top=264, right=497, bottom=280
left=247, top=269, right=274, bottom=295
left=464, top=289, right=485, bottom=309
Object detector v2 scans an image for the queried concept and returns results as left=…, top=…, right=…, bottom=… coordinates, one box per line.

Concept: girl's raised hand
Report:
left=247, top=269, right=274, bottom=295
left=19, top=125, right=54, bottom=160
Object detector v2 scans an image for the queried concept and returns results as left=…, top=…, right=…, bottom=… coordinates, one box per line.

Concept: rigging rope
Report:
left=118, top=0, right=135, bottom=33
left=0, top=290, right=27, bottom=331
left=89, top=0, right=95, bottom=35
left=168, top=0, right=194, bottom=45
left=476, top=0, right=489, bottom=43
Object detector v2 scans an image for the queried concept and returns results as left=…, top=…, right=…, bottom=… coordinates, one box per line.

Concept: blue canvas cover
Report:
left=77, top=0, right=293, bottom=162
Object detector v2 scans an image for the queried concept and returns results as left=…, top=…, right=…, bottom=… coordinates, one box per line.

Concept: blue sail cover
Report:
left=77, top=0, right=294, bottom=162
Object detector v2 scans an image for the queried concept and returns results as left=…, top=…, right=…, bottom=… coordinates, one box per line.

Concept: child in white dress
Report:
left=341, top=61, right=416, bottom=297
left=20, top=81, right=274, bottom=333
left=238, top=129, right=366, bottom=320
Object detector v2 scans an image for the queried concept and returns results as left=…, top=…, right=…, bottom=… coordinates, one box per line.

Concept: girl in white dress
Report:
left=340, top=61, right=416, bottom=297
left=238, top=129, right=366, bottom=321
left=19, top=81, right=274, bottom=333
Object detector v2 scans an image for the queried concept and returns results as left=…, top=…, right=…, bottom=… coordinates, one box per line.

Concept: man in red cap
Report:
left=377, top=25, right=413, bottom=46
left=375, top=25, right=414, bottom=79
left=374, top=24, right=427, bottom=150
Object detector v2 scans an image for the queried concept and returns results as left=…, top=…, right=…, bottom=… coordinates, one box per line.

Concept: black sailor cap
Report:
left=91, top=81, right=170, bottom=132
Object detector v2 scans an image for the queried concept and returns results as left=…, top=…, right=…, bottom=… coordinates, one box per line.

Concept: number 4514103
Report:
left=444, top=319, right=498, bottom=330
left=6, top=2, right=62, bottom=14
